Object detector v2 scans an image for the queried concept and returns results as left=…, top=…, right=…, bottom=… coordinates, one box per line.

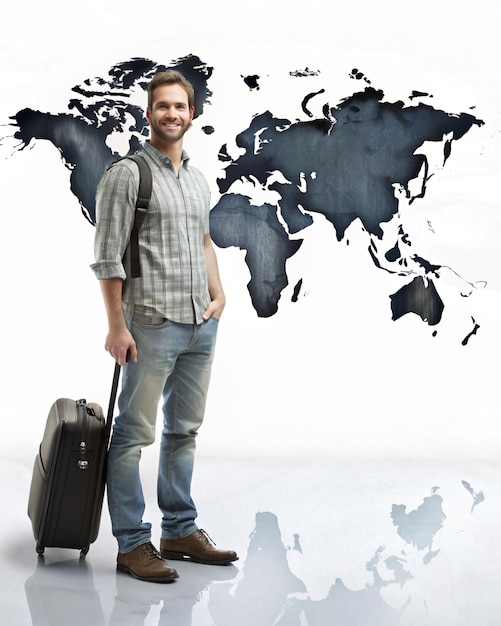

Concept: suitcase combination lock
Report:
left=78, top=442, right=88, bottom=470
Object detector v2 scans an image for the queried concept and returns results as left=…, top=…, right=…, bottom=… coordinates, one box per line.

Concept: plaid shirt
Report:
left=91, top=142, right=211, bottom=324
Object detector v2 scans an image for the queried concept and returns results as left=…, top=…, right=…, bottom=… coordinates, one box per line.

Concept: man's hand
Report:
left=105, top=326, right=138, bottom=365
left=203, top=235, right=225, bottom=321
left=202, top=297, right=225, bottom=321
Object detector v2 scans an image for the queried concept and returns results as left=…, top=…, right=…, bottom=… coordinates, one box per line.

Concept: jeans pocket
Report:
left=132, top=311, right=169, bottom=328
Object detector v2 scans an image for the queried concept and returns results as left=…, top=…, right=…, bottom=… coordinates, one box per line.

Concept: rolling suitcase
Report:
left=28, top=363, right=120, bottom=556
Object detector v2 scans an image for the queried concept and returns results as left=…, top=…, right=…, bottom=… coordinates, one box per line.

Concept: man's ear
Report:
left=146, top=107, right=151, bottom=122
left=189, top=106, right=195, bottom=120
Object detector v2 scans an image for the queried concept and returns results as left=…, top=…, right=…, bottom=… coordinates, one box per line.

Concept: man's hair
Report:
left=147, top=70, right=195, bottom=110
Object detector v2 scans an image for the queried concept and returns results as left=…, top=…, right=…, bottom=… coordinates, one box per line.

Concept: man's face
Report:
left=146, top=83, right=194, bottom=144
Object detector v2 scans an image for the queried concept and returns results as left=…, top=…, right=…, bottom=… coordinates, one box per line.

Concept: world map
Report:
left=6, top=54, right=484, bottom=342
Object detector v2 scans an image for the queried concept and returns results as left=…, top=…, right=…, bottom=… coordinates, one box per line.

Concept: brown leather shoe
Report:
left=160, top=529, right=238, bottom=565
left=117, top=541, right=179, bottom=583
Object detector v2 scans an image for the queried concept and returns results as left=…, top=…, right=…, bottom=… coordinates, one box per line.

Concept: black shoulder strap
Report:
left=124, top=153, right=152, bottom=278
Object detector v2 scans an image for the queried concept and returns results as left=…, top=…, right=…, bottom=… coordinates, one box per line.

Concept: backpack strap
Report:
left=123, top=153, right=152, bottom=278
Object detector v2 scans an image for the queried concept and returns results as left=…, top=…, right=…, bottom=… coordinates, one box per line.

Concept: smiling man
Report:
left=91, top=70, right=237, bottom=583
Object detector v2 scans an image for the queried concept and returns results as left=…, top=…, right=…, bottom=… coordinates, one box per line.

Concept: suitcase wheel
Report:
left=36, top=544, right=44, bottom=555
left=80, top=546, right=89, bottom=557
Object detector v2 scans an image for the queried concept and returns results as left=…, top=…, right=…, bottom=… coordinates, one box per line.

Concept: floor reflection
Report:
left=25, top=510, right=404, bottom=625
left=110, top=560, right=237, bottom=626
left=19, top=463, right=500, bottom=626
left=25, top=557, right=106, bottom=626
left=209, top=511, right=307, bottom=625
left=25, top=553, right=239, bottom=626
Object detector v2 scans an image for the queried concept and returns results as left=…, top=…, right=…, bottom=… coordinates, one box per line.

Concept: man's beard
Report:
left=151, top=118, right=192, bottom=143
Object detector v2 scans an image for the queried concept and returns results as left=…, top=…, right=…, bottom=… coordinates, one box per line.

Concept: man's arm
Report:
left=99, top=277, right=137, bottom=364
left=92, top=162, right=139, bottom=364
left=203, top=234, right=226, bottom=320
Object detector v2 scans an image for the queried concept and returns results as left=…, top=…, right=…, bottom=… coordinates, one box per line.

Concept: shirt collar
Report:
left=143, top=141, right=190, bottom=168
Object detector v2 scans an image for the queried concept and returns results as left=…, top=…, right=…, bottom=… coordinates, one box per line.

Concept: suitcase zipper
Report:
left=78, top=442, right=88, bottom=470
left=77, top=400, right=89, bottom=470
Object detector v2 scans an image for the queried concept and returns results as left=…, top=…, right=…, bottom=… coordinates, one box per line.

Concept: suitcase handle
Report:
left=105, top=362, right=121, bottom=439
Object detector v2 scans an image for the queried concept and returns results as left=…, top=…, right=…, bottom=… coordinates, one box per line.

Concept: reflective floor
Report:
left=3, top=455, right=500, bottom=625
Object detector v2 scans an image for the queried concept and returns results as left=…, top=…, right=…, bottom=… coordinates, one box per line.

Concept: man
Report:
left=91, top=70, right=237, bottom=583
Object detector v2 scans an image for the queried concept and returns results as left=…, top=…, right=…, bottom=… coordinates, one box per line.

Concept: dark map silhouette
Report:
left=7, top=55, right=485, bottom=340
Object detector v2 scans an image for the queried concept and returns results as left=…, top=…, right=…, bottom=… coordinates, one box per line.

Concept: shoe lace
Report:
left=197, top=529, right=216, bottom=546
left=142, top=542, right=162, bottom=560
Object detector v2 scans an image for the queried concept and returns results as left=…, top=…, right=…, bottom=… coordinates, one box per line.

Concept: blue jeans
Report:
left=107, top=308, right=219, bottom=553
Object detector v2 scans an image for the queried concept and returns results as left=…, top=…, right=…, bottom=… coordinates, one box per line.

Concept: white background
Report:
left=1, top=3, right=501, bottom=625
left=0, top=0, right=500, bottom=467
